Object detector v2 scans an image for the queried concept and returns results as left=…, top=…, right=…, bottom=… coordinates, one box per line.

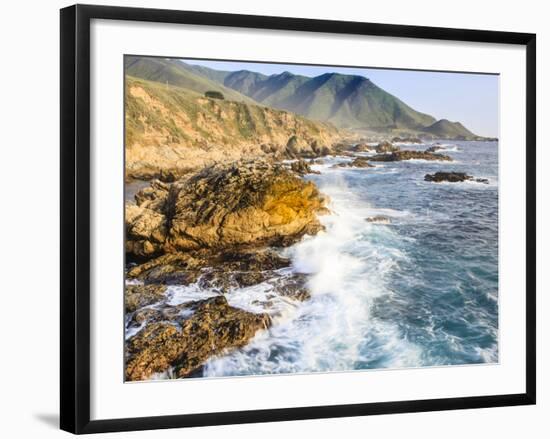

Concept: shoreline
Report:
left=124, top=139, right=498, bottom=380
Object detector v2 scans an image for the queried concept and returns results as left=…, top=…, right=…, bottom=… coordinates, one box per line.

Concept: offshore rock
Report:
left=333, top=157, right=374, bottom=168
left=424, top=172, right=489, bottom=184
left=369, top=150, right=452, bottom=162
left=375, top=141, right=400, bottom=153
left=365, top=215, right=392, bottom=224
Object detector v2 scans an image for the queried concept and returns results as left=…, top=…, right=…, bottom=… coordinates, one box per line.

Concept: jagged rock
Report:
left=290, top=159, right=320, bottom=175
left=375, top=141, right=400, bottom=153
left=353, top=143, right=374, bottom=152
left=365, top=215, right=391, bottom=224
left=309, top=158, right=325, bottom=165
left=310, top=141, right=332, bottom=157
left=164, top=160, right=328, bottom=252
left=132, top=308, right=163, bottom=325
left=475, top=178, right=490, bottom=184
left=125, top=284, right=167, bottom=313
left=333, top=157, right=374, bottom=168
left=197, top=250, right=291, bottom=292
left=125, top=296, right=271, bottom=380
left=125, top=203, right=168, bottom=257
left=127, top=252, right=204, bottom=285
left=126, top=161, right=328, bottom=258
left=369, top=151, right=452, bottom=162
left=271, top=273, right=311, bottom=302
left=134, top=179, right=170, bottom=210
left=128, top=248, right=291, bottom=290
left=332, top=142, right=352, bottom=152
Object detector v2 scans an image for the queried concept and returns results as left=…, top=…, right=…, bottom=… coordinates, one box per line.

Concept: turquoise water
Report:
left=195, top=141, right=499, bottom=376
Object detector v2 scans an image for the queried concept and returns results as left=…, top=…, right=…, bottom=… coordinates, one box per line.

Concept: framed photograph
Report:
left=60, top=4, right=536, bottom=434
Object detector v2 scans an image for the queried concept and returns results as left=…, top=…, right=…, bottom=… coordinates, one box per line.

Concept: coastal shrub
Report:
left=205, top=90, right=225, bottom=100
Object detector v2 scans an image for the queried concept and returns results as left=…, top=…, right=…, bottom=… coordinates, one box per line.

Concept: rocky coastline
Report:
left=125, top=158, right=332, bottom=380
left=124, top=138, right=466, bottom=380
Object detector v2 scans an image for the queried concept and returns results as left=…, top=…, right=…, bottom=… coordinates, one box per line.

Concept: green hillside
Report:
left=179, top=63, right=233, bottom=84
left=124, top=56, right=256, bottom=104
left=421, top=119, right=477, bottom=140
left=219, top=70, right=437, bottom=131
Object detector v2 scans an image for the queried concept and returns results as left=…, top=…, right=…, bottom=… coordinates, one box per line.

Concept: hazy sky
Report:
left=183, top=59, right=499, bottom=138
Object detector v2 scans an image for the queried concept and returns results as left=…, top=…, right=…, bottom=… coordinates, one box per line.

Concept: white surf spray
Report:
left=204, top=173, right=422, bottom=377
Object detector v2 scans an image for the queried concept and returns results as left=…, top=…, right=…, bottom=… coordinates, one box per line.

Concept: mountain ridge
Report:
left=178, top=61, right=490, bottom=140
left=220, top=68, right=439, bottom=132
left=125, top=57, right=256, bottom=105
left=126, top=57, right=489, bottom=140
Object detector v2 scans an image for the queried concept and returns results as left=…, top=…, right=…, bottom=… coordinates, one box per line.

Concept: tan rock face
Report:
left=166, top=161, right=327, bottom=251
left=125, top=203, right=168, bottom=257
left=126, top=161, right=328, bottom=257
left=125, top=284, right=167, bottom=313
left=125, top=296, right=271, bottom=380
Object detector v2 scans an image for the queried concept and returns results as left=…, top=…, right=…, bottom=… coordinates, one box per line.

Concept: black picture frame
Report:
left=60, top=4, right=536, bottom=434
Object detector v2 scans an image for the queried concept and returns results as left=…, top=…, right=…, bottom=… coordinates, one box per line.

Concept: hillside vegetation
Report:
left=125, top=76, right=342, bottom=180
left=125, top=57, right=255, bottom=104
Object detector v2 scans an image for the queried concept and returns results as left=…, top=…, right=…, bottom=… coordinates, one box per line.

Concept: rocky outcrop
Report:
left=127, top=252, right=205, bottom=285
left=125, top=284, right=167, bottom=312
left=353, top=143, right=374, bottom=152
left=125, top=203, right=168, bottom=258
left=309, top=158, right=325, bottom=165
left=165, top=160, right=327, bottom=251
left=125, top=160, right=328, bottom=258
left=133, top=179, right=170, bottom=209
left=128, top=248, right=291, bottom=291
left=124, top=161, right=326, bottom=379
left=369, top=150, right=452, bottom=162
left=375, top=141, right=400, bottom=153
left=424, top=172, right=489, bottom=184
left=271, top=273, right=311, bottom=302
left=365, top=215, right=391, bottom=224
left=125, top=296, right=271, bottom=381
left=289, top=159, right=320, bottom=176
left=333, top=157, right=374, bottom=169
